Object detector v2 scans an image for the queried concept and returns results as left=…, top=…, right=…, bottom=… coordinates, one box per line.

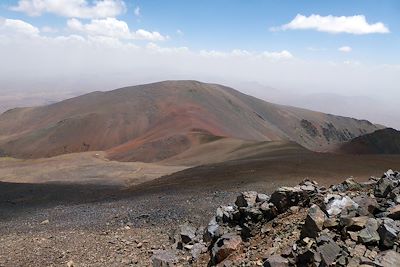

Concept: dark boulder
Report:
left=301, top=204, right=326, bottom=238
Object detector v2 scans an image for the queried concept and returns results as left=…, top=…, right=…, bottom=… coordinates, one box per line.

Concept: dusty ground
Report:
left=1, top=153, right=400, bottom=266
left=0, top=151, right=186, bottom=186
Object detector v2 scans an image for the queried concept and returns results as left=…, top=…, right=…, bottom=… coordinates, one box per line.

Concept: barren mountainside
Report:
left=0, top=80, right=381, bottom=162
left=340, top=128, right=400, bottom=154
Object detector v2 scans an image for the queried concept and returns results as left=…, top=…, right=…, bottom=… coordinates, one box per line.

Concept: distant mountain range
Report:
left=0, top=81, right=382, bottom=162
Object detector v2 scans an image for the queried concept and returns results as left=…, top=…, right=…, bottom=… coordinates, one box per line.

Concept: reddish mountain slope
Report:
left=0, top=81, right=381, bottom=162
left=339, top=128, right=400, bottom=154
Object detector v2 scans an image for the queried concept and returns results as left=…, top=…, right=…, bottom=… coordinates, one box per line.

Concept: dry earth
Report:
left=0, top=151, right=186, bottom=186
left=1, top=152, right=400, bottom=266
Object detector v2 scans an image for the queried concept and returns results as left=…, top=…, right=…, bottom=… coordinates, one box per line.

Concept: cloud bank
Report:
left=67, top=17, right=166, bottom=41
left=273, top=14, right=389, bottom=34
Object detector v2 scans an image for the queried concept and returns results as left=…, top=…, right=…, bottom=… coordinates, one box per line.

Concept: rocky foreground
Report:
left=154, top=170, right=400, bottom=266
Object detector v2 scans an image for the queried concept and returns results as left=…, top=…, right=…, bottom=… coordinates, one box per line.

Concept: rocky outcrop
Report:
left=159, top=169, right=400, bottom=266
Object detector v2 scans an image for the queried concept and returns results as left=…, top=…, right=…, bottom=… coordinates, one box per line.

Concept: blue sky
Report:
left=1, top=0, right=399, bottom=63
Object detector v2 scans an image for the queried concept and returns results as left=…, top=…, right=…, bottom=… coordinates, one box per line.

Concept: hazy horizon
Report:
left=1, top=0, right=399, bottom=128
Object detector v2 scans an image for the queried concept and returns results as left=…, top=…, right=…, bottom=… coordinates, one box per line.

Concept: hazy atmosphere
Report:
left=2, top=2, right=400, bottom=266
left=1, top=0, right=399, bottom=128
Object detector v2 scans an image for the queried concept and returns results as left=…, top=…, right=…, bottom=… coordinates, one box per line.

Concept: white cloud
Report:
left=338, top=46, right=352, bottom=52
left=200, top=50, right=228, bottom=58
left=231, top=49, right=252, bottom=56
left=67, top=17, right=166, bottom=41
left=262, top=50, right=293, bottom=60
left=0, top=17, right=39, bottom=37
left=274, top=14, right=389, bottom=34
left=41, top=26, right=58, bottom=33
left=146, top=42, right=189, bottom=54
left=10, top=0, right=126, bottom=19
left=199, top=49, right=293, bottom=60
left=134, top=6, right=140, bottom=17
left=135, top=29, right=166, bottom=41
left=176, top=29, right=183, bottom=36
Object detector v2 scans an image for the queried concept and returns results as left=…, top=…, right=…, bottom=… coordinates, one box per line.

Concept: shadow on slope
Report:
left=340, top=128, right=400, bottom=154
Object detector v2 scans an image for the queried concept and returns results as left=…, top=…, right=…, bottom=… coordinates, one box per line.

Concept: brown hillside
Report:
left=0, top=81, right=381, bottom=162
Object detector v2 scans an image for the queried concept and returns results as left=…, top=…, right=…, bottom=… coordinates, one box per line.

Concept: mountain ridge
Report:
left=0, top=80, right=382, bottom=162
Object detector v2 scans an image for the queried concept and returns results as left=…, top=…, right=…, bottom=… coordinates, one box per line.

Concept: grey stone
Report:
left=317, top=239, right=341, bottom=266
left=301, top=204, right=326, bottom=238
left=263, top=255, right=289, bottom=267
left=358, top=218, right=380, bottom=244
left=216, top=205, right=236, bottom=223
left=383, top=169, right=396, bottom=178
left=242, top=206, right=263, bottom=222
left=180, top=224, right=196, bottom=244
left=256, top=193, right=270, bottom=203
left=259, top=202, right=278, bottom=220
left=353, top=195, right=379, bottom=215
left=151, top=250, right=177, bottom=267
left=270, top=186, right=308, bottom=213
left=378, top=219, right=399, bottom=248
left=374, top=177, right=395, bottom=198
left=191, top=242, right=207, bottom=260
left=374, top=250, right=400, bottom=267
left=203, top=217, right=220, bottom=243
left=235, top=191, right=258, bottom=207
left=351, top=244, right=367, bottom=259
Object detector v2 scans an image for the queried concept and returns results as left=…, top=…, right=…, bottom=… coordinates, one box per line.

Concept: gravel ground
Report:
left=0, top=185, right=240, bottom=267
left=1, top=155, right=397, bottom=266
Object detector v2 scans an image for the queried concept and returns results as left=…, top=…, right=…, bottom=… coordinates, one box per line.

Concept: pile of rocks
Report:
left=153, top=170, right=400, bottom=266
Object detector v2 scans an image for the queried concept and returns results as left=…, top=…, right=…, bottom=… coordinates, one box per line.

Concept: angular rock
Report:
left=242, top=206, right=263, bottom=222
left=263, top=255, right=289, bottom=267
left=341, top=216, right=369, bottom=231
left=358, top=218, right=380, bottom=244
left=259, top=202, right=278, bottom=220
left=301, top=204, right=326, bottom=238
left=270, top=186, right=308, bottom=213
left=383, top=169, right=396, bottom=178
left=191, top=242, right=207, bottom=260
left=235, top=191, right=258, bottom=207
left=374, top=177, right=395, bottom=198
left=256, top=193, right=270, bottom=203
left=151, top=250, right=177, bottom=267
left=378, top=218, right=399, bottom=248
left=317, top=239, right=341, bottom=266
left=351, top=244, right=367, bottom=258
left=342, top=178, right=363, bottom=191
left=323, top=218, right=339, bottom=228
left=216, top=205, right=236, bottom=223
left=296, top=248, right=317, bottom=266
left=211, top=233, right=242, bottom=264
left=203, top=217, right=221, bottom=243
left=387, top=205, right=400, bottom=220
left=325, top=195, right=358, bottom=216
left=353, top=195, right=379, bottom=216
left=180, top=224, right=197, bottom=244
left=374, top=250, right=400, bottom=267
